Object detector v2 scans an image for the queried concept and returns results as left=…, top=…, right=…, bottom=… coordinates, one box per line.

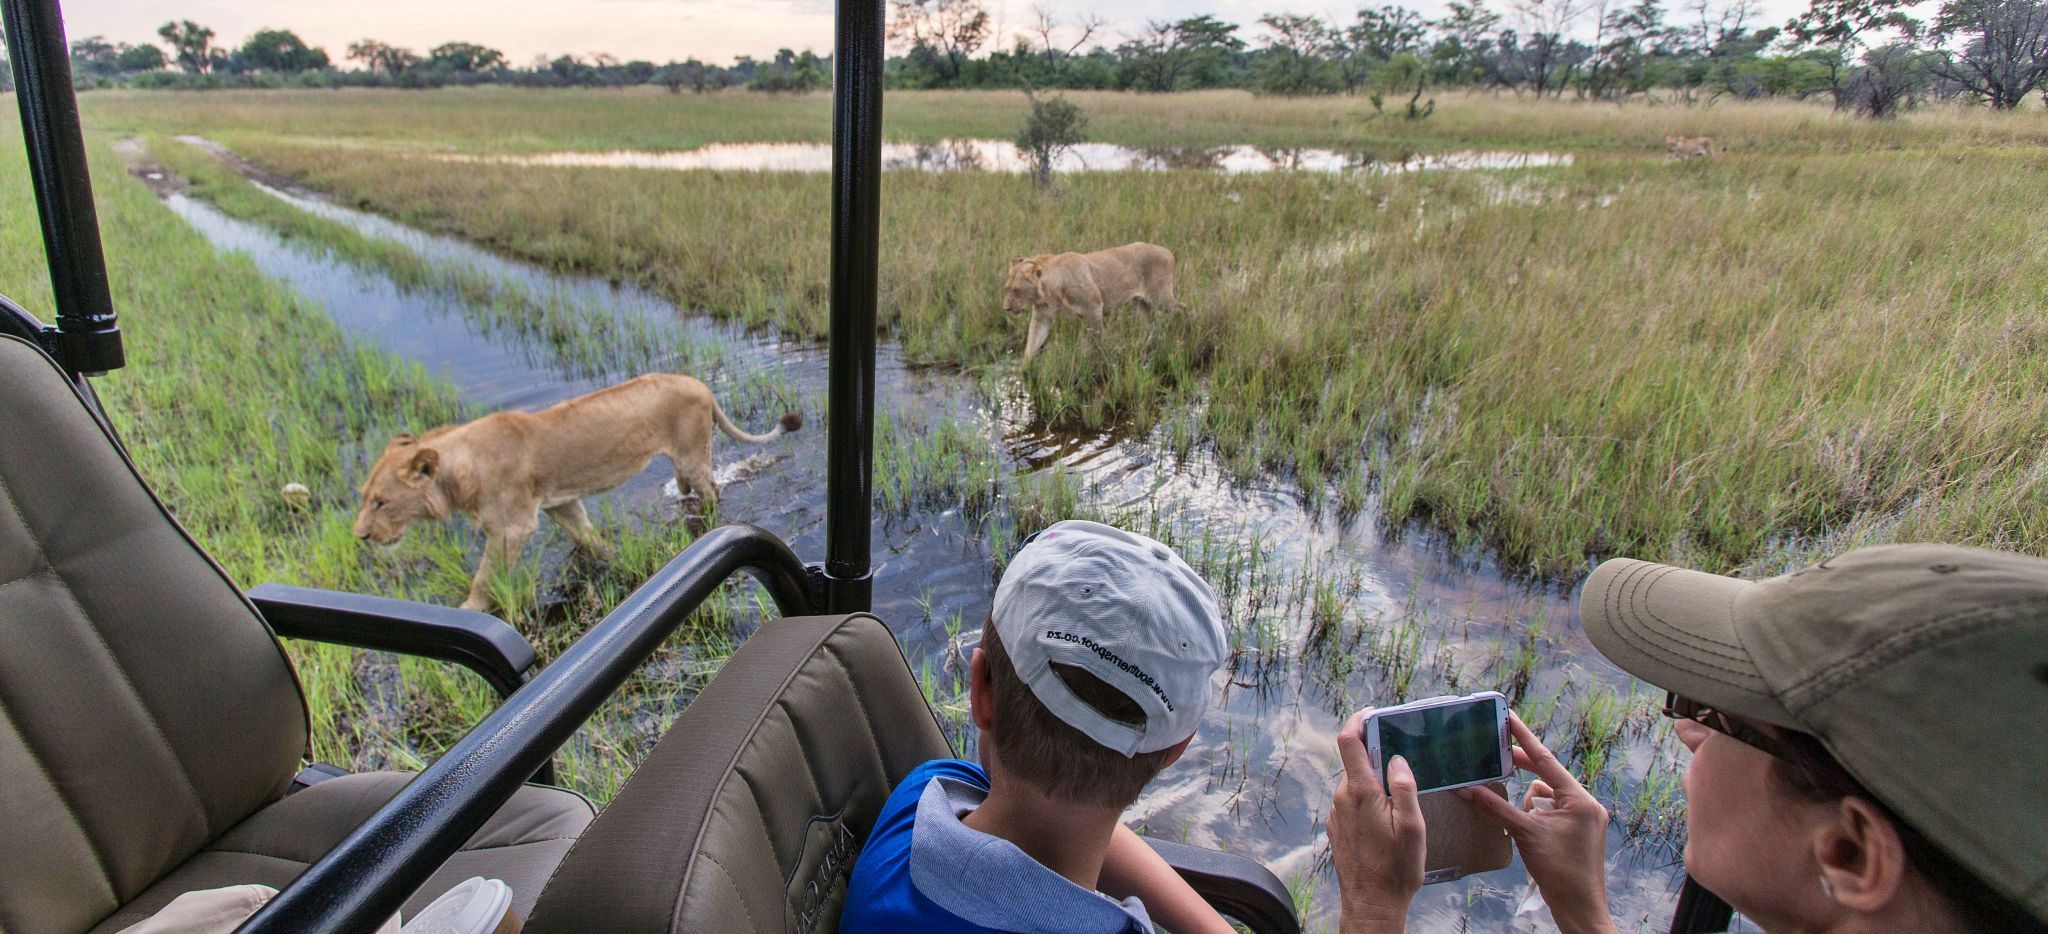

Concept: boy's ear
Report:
left=1160, top=733, right=1194, bottom=770
left=969, top=647, right=997, bottom=735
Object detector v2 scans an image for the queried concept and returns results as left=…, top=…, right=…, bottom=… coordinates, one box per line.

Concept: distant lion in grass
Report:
left=352, top=373, right=800, bottom=611
left=1001, top=242, right=1184, bottom=365
left=1667, top=135, right=1718, bottom=161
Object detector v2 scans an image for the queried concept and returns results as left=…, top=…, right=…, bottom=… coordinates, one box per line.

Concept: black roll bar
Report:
left=236, top=525, right=817, bottom=934
left=823, top=0, right=884, bottom=614
left=2, top=0, right=124, bottom=375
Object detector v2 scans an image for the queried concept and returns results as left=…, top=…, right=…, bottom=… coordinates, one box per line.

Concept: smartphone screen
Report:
left=1371, top=695, right=1506, bottom=794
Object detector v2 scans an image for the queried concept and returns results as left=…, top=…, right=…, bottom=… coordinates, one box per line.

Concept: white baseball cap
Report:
left=992, top=520, right=1228, bottom=756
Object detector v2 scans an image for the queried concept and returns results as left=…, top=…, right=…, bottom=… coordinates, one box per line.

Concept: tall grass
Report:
left=114, top=91, right=2048, bottom=578
left=80, top=87, right=2048, bottom=153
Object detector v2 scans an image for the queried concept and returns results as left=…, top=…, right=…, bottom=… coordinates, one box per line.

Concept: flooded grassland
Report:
left=133, top=131, right=1688, bottom=930
left=150, top=107, right=2048, bottom=581
left=52, top=90, right=2048, bottom=930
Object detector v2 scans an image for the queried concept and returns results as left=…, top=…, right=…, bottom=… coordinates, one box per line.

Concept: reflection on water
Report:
left=157, top=150, right=1682, bottom=932
left=438, top=139, right=1574, bottom=176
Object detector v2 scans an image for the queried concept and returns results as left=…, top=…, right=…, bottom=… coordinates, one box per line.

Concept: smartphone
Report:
left=1362, top=691, right=1512, bottom=795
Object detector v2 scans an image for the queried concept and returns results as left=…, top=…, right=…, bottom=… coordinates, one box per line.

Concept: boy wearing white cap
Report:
left=842, top=521, right=1235, bottom=934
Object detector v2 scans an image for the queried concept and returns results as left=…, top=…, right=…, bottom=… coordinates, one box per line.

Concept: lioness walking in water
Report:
left=352, top=374, right=800, bottom=611
left=1002, top=242, right=1183, bottom=364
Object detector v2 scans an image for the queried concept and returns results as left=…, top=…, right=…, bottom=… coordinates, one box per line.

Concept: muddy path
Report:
left=140, top=138, right=1690, bottom=932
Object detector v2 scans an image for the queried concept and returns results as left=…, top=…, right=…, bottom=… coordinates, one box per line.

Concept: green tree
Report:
left=1597, top=0, right=1677, bottom=95
left=1843, top=41, right=1932, bottom=114
left=69, top=35, right=122, bottom=77
left=1362, top=52, right=1437, bottom=116
left=157, top=20, right=215, bottom=74
left=1125, top=15, right=1248, bottom=91
left=888, top=0, right=991, bottom=83
left=1174, top=15, right=1249, bottom=87
left=751, top=48, right=829, bottom=92
left=1338, top=4, right=1430, bottom=91
left=1786, top=0, right=1921, bottom=108
left=1253, top=13, right=1342, bottom=94
left=1120, top=22, right=1183, bottom=91
left=1927, top=0, right=2048, bottom=108
left=425, top=42, right=504, bottom=73
left=1432, top=1, right=1506, bottom=84
left=238, top=28, right=329, bottom=73
left=347, top=38, right=418, bottom=77
left=116, top=43, right=167, bottom=73
left=1015, top=87, right=1086, bottom=189
left=664, top=58, right=716, bottom=92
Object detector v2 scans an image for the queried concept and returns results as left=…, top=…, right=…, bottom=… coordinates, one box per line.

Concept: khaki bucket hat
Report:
left=1580, top=543, right=2048, bottom=919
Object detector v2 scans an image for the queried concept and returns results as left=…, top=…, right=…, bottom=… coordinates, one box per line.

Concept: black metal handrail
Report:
left=236, top=524, right=817, bottom=934
left=2, top=0, right=124, bottom=375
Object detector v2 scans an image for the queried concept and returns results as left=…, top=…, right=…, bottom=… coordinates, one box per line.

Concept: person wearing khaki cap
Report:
left=1331, top=544, right=2047, bottom=933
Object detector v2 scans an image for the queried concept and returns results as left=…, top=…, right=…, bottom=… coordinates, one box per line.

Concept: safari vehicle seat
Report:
left=524, top=612, right=1302, bottom=934
left=0, top=331, right=594, bottom=933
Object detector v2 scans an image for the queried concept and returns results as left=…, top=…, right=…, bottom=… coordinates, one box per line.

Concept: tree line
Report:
left=886, top=0, right=2048, bottom=115
left=38, top=21, right=831, bottom=94
left=15, top=0, right=2047, bottom=115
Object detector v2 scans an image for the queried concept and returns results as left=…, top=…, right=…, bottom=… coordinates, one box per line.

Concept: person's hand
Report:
left=1456, top=711, right=1618, bottom=934
left=1331, top=709, right=1426, bottom=934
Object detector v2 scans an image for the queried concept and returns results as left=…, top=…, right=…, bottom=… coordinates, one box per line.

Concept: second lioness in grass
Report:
left=1002, top=242, right=1183, bottom=364
left=353, top=374, right=800, bottom=611
left=1667, top=135, right=1718, bottom=161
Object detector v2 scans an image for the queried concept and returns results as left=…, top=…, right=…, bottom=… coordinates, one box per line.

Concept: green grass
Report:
left=81, top=90, right=2048, bottom=578
left=874, top=407, right=1005, bottom=520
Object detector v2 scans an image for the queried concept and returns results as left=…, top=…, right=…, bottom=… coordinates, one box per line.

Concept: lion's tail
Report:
left=712, top=401, right=803, bottom=444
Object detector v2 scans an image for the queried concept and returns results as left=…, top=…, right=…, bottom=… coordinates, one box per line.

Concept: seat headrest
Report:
left=527, top=612, right=952, bottom=933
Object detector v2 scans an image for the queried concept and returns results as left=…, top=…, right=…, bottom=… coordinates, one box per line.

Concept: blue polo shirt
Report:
left=841, top=759, right=1157, bottom=934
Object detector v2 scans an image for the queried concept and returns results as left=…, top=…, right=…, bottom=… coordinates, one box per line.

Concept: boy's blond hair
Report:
left=980, top=615, right=1180, bottom=809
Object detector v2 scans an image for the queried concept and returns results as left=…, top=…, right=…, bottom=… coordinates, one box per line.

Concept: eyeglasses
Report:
left=1662, top=693, right=1797, bottom=760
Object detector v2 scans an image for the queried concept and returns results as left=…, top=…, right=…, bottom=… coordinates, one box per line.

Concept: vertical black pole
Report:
left=825, top=0, right=882, bottom=613
left=3, top=0, right=124, bottom=375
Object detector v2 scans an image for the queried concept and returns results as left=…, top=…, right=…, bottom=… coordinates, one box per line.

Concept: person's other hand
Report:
left=1456, top=711, right=1618, bottom=934
left=1331, top=709, right=1425, bottom=934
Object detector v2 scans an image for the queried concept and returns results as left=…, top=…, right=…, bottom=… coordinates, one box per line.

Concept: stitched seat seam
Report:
left=0, top=696, right=119, bottom=908
left=694, top=852, right=764, bottom=934
left=450, top=836, right=584, bottom=853
left=0, top=482, right=122, bottom=904
left=820, top=645, right=895, bottom=783
left=47, top=565, right=216, bottom=836
left=187, top=849, right=309, bottom=866
left=0, top=566, right=54, bottom=594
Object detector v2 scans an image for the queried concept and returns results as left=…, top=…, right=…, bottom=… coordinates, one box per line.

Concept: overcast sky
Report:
left=68, top=0, right=1814, bottom=68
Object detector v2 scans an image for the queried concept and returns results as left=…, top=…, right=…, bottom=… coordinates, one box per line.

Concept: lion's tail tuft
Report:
left=711, top=401, right=801, bottom=444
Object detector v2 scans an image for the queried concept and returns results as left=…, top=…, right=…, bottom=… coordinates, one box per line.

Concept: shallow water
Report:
left=157, top=146, right=1687, bottom=931
left=437, top=140, right=1574, bottom=176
